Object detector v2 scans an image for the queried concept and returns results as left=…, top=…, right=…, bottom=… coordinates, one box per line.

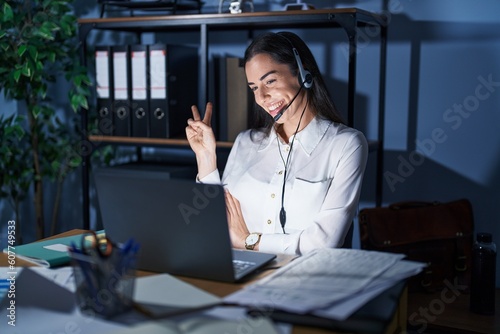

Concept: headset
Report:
left=277, top=32, right=313, bottom=89
left=272, top=33, right=313, bottom=122
left=292, top=48, right=313, bottom=89
left=274, top=33, right=313, bottom=232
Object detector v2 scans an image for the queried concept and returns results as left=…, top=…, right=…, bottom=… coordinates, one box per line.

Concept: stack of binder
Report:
left=94, top=44, right=198, bottom=139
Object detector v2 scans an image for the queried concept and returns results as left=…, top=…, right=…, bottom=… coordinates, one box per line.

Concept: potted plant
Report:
left=0, top=0, right=91, bottom=241
left=0, top=114, right=33, bottom=244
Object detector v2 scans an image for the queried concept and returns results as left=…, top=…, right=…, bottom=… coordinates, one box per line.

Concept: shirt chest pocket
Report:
left=285, top=176, right=332, bottom=230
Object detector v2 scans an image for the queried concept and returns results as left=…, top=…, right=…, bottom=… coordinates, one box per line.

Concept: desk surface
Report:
left=1, top=229, right=407, bottom=334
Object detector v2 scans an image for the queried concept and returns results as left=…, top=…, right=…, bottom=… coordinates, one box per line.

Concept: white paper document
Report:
left=224, top=248, right=425, bottom=319
left=313, top=260, right=426, bottom=320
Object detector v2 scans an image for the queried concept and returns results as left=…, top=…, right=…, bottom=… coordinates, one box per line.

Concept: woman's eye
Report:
left=266, top=79, right=276, bottom=85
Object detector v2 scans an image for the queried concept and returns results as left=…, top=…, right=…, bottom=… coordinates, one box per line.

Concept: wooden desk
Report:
left=408, top=289, right=500, bottom=333
left=1, top=229, right=407, bottom=333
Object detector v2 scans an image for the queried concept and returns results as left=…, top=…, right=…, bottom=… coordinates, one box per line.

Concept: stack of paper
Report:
left=224, top=248, right=425, bottom=321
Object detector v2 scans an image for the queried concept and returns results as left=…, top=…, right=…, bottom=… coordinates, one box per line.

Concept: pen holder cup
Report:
left=70, top=251, right=137, bottom=318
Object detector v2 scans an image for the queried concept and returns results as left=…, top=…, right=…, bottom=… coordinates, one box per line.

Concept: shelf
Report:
left=89, top=135, right=234, bottom=148
left=78, top=8, right=386, bottom=32
left=89, top=136, right=378, bottom=152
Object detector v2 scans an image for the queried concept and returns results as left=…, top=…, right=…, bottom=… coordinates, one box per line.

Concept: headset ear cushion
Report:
left=302, top=71, right=313, bottom=89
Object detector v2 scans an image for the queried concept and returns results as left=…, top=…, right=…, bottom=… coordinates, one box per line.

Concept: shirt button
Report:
left=271, top=193, right=275, bottom=199
left=267, top=219, right=272, bottom=225
left=285, top=146, right=290, bottom=152
left=278, top=170, right=284, bottom=175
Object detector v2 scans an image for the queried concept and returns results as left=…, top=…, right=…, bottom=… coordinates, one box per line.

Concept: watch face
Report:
left=246, top=233, right=259, bottom=245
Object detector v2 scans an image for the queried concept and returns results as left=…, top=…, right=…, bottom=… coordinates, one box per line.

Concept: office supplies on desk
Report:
left=69, top=232, right=140, bottom=318
left=94, top=168, right=276, bottom=282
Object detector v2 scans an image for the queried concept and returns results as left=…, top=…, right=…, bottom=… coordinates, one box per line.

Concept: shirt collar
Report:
left=258, top=117, right=332, bottom=155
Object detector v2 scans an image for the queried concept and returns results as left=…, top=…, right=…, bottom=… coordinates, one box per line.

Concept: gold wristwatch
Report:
left=245, top=233, right=261, bottom=250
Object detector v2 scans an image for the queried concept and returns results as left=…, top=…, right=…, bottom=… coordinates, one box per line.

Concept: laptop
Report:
left=93, top=168, right=276, bottom=282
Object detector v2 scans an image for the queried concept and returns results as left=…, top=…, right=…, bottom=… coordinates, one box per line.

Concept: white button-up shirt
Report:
left=200, top=117, right=368, bottom=255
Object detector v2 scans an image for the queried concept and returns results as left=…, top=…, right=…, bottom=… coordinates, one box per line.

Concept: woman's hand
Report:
left=225, top=190, right=251, bottom=249
left=186, top=102, right=217, bottom=178
left=186, top=102, right=216, bottom=154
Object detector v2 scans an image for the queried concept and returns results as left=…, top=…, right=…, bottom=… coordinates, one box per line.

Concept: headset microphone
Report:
left=273, top=84, right=303, bottom=122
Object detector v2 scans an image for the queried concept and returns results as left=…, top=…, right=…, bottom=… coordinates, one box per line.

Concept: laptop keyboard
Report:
left=233, top=259, right=256, bottom=275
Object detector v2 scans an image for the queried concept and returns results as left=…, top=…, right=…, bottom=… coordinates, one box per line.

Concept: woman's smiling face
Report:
left=245, top=53, right=305, bottom=123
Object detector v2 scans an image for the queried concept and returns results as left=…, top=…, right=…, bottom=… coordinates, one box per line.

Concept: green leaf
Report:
left=28, top=46, right=38, bottom=61
left=36, top=60, right=44, bottom=71
left=2, top=3, right=13, bottom=22
left=21, top=63, right=31, bottom=77
left=70, top=94, right=84, bottom=112
left=35, top=26, right=55, bottom=41
left=45, top=21, right=60, bottom=32
left=17, top=45, right=27, bottom=57
left=32, top=105, right=43, bottom=119
left=80, top=96, right=89, bottom=110
left=13, top=69, right=22, bottom=82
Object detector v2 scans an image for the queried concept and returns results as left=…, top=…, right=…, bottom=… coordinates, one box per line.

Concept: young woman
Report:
left=186, top=31, right=368, bottom=256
